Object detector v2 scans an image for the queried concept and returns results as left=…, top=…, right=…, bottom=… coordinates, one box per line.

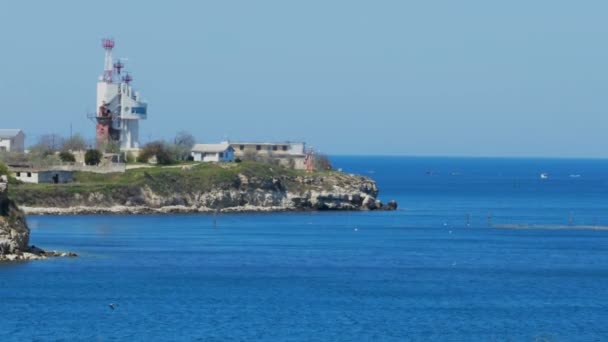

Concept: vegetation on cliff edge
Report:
left=8, top=162, right=351, bottom=207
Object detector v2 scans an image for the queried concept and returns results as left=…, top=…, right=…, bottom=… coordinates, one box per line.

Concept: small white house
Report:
left=0, top=129, right=25, bottom=152
left=12, top=169, right=73, bottom=184
left=191, top=143, right=235, bottom=163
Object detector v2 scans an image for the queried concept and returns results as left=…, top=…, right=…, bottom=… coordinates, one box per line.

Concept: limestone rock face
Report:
left=0, top=177, right=29, bottom=254
left=15, top=170, right=398, bottom=214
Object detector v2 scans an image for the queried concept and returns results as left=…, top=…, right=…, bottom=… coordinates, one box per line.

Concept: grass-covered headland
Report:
left=9, top=162, right=396, bottom=214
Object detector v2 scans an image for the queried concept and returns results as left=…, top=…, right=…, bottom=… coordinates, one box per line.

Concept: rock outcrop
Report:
left=0, top=175, right=77, bottom=261
left=13, top=166, right=398, bottom=215
left=0, top=175, right=29, bottom=254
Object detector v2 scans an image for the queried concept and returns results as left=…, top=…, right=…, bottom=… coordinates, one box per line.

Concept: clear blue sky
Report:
left=0, top=0, right=606, bottom=157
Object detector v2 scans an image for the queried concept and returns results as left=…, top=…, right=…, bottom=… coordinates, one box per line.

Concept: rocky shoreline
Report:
left=12, top=167, right=397, bottom=215
left=0, top=246, right=77, bottom=262
left=20, top=200, right=398, bottom=215
left=1, top=175, right=76, bottom=262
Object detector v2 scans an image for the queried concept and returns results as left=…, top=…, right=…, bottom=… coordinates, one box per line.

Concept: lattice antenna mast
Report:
left=122, top=73, right=133, bottom=84
left=101, top=38, right=115, bottom=83
left=113, top=59, right=124, bottom=76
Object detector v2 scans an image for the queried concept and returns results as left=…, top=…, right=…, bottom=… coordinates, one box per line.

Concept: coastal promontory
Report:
left=9, top=162, right=397, bottom=214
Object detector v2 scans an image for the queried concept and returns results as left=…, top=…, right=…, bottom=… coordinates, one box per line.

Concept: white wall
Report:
left=13, top=171, right=73, bottom=184
left=0, top=139, right=10, bottom=152
left=13, top=171, right=39, bottom=183
left=288, top=142, right=305, bottom=155
left=191, top=149, right=234, bottom=163
left=0, top=132, right=25, bottom=152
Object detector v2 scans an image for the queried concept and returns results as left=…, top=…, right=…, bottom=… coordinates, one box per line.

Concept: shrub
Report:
left=62, top=134, right=88, bottom=151
left=137, top=141, right=175, bottom=165
left=125, top=152, right=136, bottom=164
left=104, top=141, right=121, bottom=154
left=59, top=151, right=76, bottom=162
left=314, top=154, right=333, bottom=171
left=0, top=162, right=8, bottom=176
left=85, top=149, right=102, bottom=165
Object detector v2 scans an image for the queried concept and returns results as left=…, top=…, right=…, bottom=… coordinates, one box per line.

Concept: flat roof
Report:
left=11, top=168, right=73, bottom=173
left=191, top=143, right=232, bottom=153
left=229, top=142, right=304, bottom=146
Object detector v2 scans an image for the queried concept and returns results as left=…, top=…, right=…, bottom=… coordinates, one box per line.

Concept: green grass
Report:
left=11, top=162, right=326, bottom=194
left=6, top=161, right=344, bottom=206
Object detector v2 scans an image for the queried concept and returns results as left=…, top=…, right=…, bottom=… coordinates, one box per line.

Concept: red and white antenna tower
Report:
left=101, top=38, right=115, bottom=83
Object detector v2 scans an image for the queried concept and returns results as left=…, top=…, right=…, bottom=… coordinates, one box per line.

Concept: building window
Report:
left=219, top=152, right=224, bottom=158
left=16, top=172, right=20, bottom=177
left=282, top=145, right=288, bottom=151
left=272, top=145, right=278, bottom=151
left=240, top=145, right=244, bottom=150
left=27, top=172, right=31, bottom=177
left=256, top=145, right=261, bottom=151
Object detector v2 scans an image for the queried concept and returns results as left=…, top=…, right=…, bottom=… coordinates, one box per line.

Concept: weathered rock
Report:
left=14, top=168, right=398, bottom=214
left=384, top=200, right=398, bottom=211
left=0, top=176, right=77, bottom=262
left=0, top=177, right=29, bottom=254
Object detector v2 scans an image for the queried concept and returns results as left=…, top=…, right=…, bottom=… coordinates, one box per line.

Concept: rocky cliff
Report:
left=11, top=163, right=397, bottom=214
left=0, top=175, right=29, bottom=254
left=1, top=174, right=77, bottom=261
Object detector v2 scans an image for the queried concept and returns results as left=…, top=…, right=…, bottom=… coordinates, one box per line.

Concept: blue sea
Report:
left=1, top=156, right=608, bottom=341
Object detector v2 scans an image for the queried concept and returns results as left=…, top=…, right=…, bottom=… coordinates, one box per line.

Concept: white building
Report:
left=229, top=141, right=307, bottom=169
left=95, top=39, right=147, bottom=151
left=230, top=142, right=305, bottom=157
left=12, top=169, right=73, bottom=184
left=0, top=129, right=25, bottom=152
left=191, top=143, right=235, bottom=163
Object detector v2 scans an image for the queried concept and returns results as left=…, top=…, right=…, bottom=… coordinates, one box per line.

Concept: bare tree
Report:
left=30, top=134, right=64, bottom=154
left=62, top=133, right=88, bottom=151
left=172, top=131, right=196, bottom=161
left=174, top=131, right=195, bottom=148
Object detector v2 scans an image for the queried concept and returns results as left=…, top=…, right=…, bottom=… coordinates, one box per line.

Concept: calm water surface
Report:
left=1, top=156, right=607, bottom=341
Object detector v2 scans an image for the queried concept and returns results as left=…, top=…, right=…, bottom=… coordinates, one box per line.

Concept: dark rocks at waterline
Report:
left=1, top=175, right=77, bottom=262
left=0, top=245, right=78, bottom=262
left=384, top=200, right=398, bottom=211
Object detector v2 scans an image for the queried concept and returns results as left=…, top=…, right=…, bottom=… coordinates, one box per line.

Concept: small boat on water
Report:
left=540, top=172, right=549, bottom=180
left=569, top=174, right=581, bottom=178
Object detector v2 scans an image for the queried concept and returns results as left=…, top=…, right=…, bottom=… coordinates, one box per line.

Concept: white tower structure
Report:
left=95, top=38, right=147, bottom=150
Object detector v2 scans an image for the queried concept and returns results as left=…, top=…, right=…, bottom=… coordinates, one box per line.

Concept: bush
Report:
left=314, top=154, right=333, bottom=171
left=0, top=162, right=8, bottom=176
left=104, top=141, right=121, bottom=154
left=137, top=141, right=175, bottom=165
left=62, top=134, right=88, bottom=151
left=125, top=152, right=136, bottom=164
left=59, top=151, right=76, bottom=162
left=85, top=149, right=102, bottom=165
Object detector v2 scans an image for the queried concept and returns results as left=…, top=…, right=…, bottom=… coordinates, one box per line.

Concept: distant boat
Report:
left=569, top=174, right=581, bottom=178
left=540, top=172, right=549, bottom=180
